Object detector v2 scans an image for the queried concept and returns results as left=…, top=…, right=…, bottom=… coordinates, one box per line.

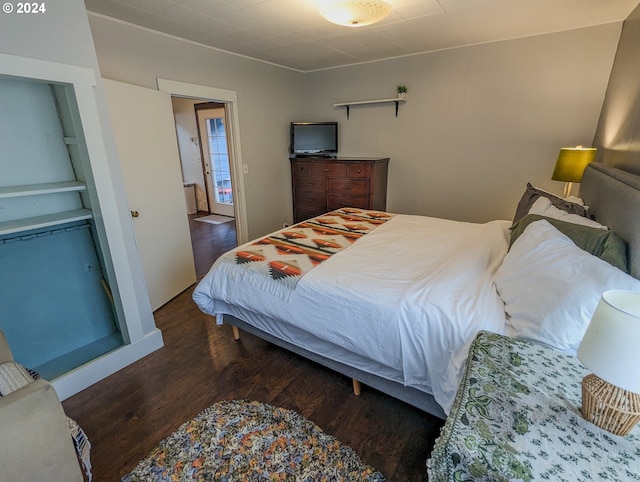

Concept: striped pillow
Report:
left=0, top=362, right=38, bottom=396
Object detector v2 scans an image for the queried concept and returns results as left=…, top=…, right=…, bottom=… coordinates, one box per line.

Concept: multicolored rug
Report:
left=122, top=400, right=386, bottom=481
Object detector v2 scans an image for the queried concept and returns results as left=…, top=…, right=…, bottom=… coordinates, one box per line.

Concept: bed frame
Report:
left=580, top=162, right=640, bottom=278
left=225, top=314, right=446, bottom=418
left=223, top=162, right=640, bottom=420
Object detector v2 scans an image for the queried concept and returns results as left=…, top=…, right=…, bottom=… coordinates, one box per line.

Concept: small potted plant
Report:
left=397, top=85, right=407, bottom=99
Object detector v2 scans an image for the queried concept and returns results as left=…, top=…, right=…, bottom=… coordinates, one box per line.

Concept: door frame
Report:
left=157, top=79, right=248, bottom=245
left=194, top=102, right=234, bottom=217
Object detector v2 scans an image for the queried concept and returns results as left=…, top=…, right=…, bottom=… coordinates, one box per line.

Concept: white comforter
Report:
left=193, top=214, right=511, bottom=414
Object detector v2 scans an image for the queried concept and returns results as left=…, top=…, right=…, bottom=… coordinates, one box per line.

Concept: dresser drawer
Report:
left=309, top=162, right=347, bottom=178
left=294, top=176, right=325, bottom=193
left=348, top=164, right=371, bottom=178
left=327, top=178, right=370, bottom=196
left=295, top=205, right=327, bottom=222
left=291, top=157, right=388, bottom=224
left=295, top=190, right=327, bottom=209
left=291, top=160, right=310, bottom=177
left=327, top=195, right=370, bottom=210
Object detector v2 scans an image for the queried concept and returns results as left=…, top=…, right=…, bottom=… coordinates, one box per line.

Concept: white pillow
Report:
left=528, top=196, right=605, bottom=229
left=495, top=220, right=640, bottom=354
left=565, top=195, right=586, bottom=207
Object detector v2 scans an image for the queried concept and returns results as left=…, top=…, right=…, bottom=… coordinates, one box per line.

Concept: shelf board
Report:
left=333, top=97, right=407, bottom=107
left=0, top=209, right=93, bottom=236
left=333, top=97, right=407, bottom=118
left=0, top=181, right=87, bottom=199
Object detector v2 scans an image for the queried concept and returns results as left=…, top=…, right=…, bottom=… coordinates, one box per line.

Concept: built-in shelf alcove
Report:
left=0, top=52, right=163, bottom=399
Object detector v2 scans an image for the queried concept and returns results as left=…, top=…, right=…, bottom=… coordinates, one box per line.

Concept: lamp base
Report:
left=582, top=374, right=640, bottom=436
left=562, top=181, right=573, bottom=198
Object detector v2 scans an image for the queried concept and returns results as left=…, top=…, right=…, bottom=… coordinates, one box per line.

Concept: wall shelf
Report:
left=0, top=181, right=87, bottom=199
left=0, top=182, right=90, bottom=235
left=0, top=209, right=93, bottom=236
left=333, top=96, right=407, bottom=119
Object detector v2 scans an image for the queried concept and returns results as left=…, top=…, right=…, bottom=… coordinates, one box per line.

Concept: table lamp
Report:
left=577, top=290, right=640, bottom=436
left=552, top=146, right=597, bottom=197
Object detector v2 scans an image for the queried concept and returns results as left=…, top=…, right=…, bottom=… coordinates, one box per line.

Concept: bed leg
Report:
left=232, top=326, right=240, bottom=340
left=352, top=379, right=361, bottom=396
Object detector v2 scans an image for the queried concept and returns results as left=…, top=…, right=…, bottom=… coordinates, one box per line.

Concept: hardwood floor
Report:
left=62, top=213, right=444, bottom=481
left=187, top=212, right=237, bottom=279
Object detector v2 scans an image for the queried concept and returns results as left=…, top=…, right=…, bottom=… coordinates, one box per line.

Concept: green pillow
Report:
left=510, top=214, right=629, bottom=273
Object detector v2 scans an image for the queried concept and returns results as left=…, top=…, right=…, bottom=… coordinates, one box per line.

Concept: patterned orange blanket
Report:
left=221, top=208, right=395, bottom=292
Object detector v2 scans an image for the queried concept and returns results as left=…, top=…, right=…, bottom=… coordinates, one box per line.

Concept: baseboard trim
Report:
left=52, top=329, right=164, bottom=400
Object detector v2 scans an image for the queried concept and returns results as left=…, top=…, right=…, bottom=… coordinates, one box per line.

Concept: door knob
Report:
left=131, top=210, right=140, bottom=218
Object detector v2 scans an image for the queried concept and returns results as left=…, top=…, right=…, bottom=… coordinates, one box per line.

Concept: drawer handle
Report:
left=306, top=182, right=316, bottom=186
left=323, top=168, right=332, bottom=172
left=357, top=169, right=362, bottom=173
left=305, top=198, right=315, bottom=202
left=343, top=186, right=354, bottom=190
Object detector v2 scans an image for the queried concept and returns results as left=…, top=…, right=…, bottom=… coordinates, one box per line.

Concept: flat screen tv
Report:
left=290, top=122, right=338, bottom=157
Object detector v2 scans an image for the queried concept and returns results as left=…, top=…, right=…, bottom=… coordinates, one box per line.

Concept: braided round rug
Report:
left=122, top=400, right=386, bottom=481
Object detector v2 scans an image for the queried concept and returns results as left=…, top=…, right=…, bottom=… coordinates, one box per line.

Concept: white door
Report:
left=196, top=107, right=235, bottom=217
left=103, top=79, right=196, bottom=310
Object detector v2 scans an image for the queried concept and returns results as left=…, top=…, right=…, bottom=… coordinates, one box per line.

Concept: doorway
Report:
left=157, top=78, right=248, bottom=247
left=169, top=97, right=238, bottom=278
left=195, top=103, right=234, bottom=218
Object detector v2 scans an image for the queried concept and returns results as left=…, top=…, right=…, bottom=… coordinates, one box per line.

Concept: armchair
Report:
left=0, top=330, right=85, bottom=482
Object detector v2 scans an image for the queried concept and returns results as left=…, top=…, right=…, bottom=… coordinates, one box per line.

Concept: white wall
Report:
left=171, top=97, right=208, bottom=212
left=594, top=4, right=640, bottom=175
left=0, top=1, right=98, bottom=68
left=303, top=24, right=622, bottom=223
left=88, top=14, right=306, bottom=238
left=87, top=14, right=621, bottom=226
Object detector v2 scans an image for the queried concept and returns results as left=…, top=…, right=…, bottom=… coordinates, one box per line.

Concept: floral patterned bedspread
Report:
left=427, top=331, right=640, bottom=482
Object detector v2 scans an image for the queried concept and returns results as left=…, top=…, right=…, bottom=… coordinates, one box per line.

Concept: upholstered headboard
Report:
left=580, top=162, right=640, bottom=279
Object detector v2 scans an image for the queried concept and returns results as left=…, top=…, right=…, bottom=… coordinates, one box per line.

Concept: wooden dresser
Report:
left=290, top=157, right=389, bottom=223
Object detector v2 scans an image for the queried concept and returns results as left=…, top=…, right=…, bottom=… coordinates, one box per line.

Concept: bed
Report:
left=193, top=162, right=640, bottom=419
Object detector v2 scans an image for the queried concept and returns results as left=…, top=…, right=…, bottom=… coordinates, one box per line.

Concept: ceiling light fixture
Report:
left=319, top=0, right=392, bottom=27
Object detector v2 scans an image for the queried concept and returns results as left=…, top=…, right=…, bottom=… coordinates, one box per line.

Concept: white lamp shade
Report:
left=578, top=290, right=640, bottom=394
left=319, top=1, right=392, bottom=27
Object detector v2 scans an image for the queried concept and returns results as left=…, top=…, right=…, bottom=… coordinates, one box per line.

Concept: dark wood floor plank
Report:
left=62, top=213, right=444, bottom=482
left=187, top=213, right=237, bottom=279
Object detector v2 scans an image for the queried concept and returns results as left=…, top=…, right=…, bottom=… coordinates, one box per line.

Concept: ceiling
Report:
left=84, top=0, right=640, bottom=72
